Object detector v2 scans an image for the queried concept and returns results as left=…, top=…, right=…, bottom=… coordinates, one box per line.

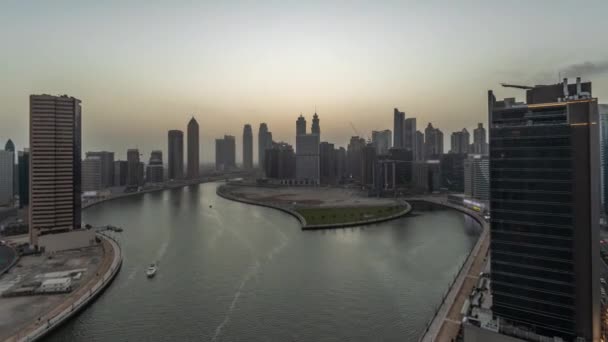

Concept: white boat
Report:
left=146, top=264, right=157, bottom=278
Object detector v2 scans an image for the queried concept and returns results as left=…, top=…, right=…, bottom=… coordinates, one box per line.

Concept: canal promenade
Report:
left=412, top=196, right=490, bottom=342
left=2, top=233, right=122, bottom=342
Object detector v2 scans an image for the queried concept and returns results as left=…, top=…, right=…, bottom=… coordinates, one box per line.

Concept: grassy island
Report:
left=295, top=205, right=406, bottom=226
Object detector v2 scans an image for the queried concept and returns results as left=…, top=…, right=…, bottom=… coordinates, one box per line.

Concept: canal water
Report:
left=46, top=182, right=480, bottom=342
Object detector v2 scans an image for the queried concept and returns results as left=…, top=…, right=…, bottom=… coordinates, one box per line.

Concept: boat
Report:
left=146, top=264, right=157, bottom=278
left=209, top=205, right=213, bottom=208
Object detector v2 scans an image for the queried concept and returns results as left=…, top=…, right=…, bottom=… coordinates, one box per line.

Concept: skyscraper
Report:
left=393, top=108, right=405, bottom=148
left=5, top=139, right=16, bottom=196
left=424, top=123, right=443, bottom=159
left=0, top=150, right=13, bottom=206
left=85, top=151, right=114, bottom=188
left=264, top=142, right=296, bottom=180
left=126, top=149, right=140, bottom=188
left=146, top=150, right=164, bottom=183
left=82, top=155, right=102, bottom=191
left=599, top=104, right=608, bottom=215
left=187, top=117, right=199, bottom=179
left=471, top=123, right=488, bottom=154
left=18, top=149, right=29, bottom=208
left=311, top=112, right=320, bottom=136
left=404, top=118, right=417, bottom=152
left=347, top=136, right=366, bottom=181
left=450, top=128, right=470, bottom=154
left=488, top=78, right=600, bottom=340
left=4, top=139, right=15, bottom=153
left=463, top=154, right=488, bottom=201
left=215, top=135, right=236, bottom=170
left=371, top=130, right=392, bottom=155
left=258, top=123, right=273, bottom=168
left=319, top=142, right=336, bottom=185
left=242, top=124, right=253, bottom=169
left=168, top=130, right=184, bottom=180
left=414, top=130, right=425, bottom=161
left=29, top=95, right=82, bottom=246
left=296, top=115, right=306, bottom=136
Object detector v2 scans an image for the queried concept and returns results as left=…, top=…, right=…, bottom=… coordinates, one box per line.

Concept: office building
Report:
left=242, top=124, right=253, bottom=169
left=600, top=104, right=608, bottom=215
left=258, top=123, right=273, bottom=168
left=450, top=128, right=470, bottom=154
left=126, top=149, right=140, bottom=188
left=168, top=130, right=184, bottom=180
left=82, top=156, right=102, bottom=191
left=18, top=149, right=29, bottom=208
left=424, top=123, right=443, bottom=159
left=371, top=130, right=392, bottom=155
left=463, top=154, right=489, bottom=201
left=393, top=108, right=405, bottom=148
left=264, top=142, right=296, bottom=180
left=187, top=117, right=199, bottom=179
left=29, top=95, right=82, bottom=246
left=146, top=150, right=163, bottom=183
left=471, top=123, right=488, bottom=155
left=0, top=151, right=13, bottom=206
left=487, top=78, right=600, bottom=340
left=215, top=135, right=236, bottom=171
left=347, top=136, right=366, bottom=182
left=85, top=151, right=114, bottom=188
left=114, top=160, right=128, bottom=186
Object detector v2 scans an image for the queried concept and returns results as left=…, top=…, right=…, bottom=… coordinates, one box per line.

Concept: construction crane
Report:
left=349, top=122, right=361, bottom=137
left=501, top=83, right=533, bottom=90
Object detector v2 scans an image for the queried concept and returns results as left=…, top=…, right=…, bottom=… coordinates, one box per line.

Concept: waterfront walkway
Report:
left=410, top=196, right=490, bottom=342
left=3, top=233, right=122, bottom=342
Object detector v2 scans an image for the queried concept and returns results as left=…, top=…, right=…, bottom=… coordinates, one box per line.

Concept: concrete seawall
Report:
left=8, top=233, right=123, bottom=342
left=216, top=185, right=412, bottom=229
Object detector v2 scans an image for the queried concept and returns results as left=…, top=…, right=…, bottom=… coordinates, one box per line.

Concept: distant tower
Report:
left=168, top=130, right=184, bottom=180
left=311, top=112, right=320, bottom=135
left=258, top=123, right=270, bottom=168
left=243, top=124, right=253, bottom=169
left=296, top=114, right=306, bottom=136
left=187, top=117, right=200, bottom=179
left=393, top=108, right=405, bottom=148
left=4, top=139, right=15, bottom=153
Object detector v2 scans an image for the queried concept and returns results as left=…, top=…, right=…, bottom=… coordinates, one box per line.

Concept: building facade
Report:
left=215, top=135, right=236, bottom=170
left=424, top=123, right=444, bottom=159
left=168, top=130, right=184, bottom=180
left=82, top=156, right=102, bottom=191
left=600, top=104, right=608, bottom=215
left=319, top=142, right=336, bottom=185
left=187, top=117, right=199, bottom=179
left=264, top=142, right=296, bottom=180
left=347, top=136, right=366, bottom=182
left=450, top=128, right=470, bottom=154
left=126, top=149, right=141, bottom=188
left=393, top=108, right=405, bottom=148
left=488, top=79, right=600, bottom=340
left=113, top=160, right=128, bottom=186
left=0, top=151, right=13, bottom=206
left=18, top=149, right=29, bottom=208
left=371, top=130, right=392, bottom=155
left=471, top=123, right=488, bottom=155
left=463, top=155, right=489, bottom=201
left=414, top=130, right=425, bottom=161
left=29, top=95, right=82, bottom=246
left=146, top=150, right=163, bottom=183
left=258, top=123, right=273, bottom=169
left=85, top=151, right=114, bottom=188
left=404, top=118, right=417, bottom=153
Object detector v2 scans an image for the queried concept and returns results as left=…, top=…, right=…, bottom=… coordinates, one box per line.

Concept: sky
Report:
left=2, top=1, right=608, bottom=163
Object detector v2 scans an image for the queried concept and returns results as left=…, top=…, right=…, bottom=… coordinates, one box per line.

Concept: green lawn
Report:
left=295, top=205, right=406, bottom=226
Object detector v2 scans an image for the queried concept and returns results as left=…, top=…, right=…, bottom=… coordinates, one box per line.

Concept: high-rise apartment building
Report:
left=168, top=130, right=184, bottom=180
left=215, top=135, right=236, bottom=170
left=187, top=117, right=199, bottom=179
left=488, top=78, right=600, bottom=340
left=371, top=130, right=392, bottom=155
left=126, top=149, right=141, bottom=188
left=242, top=124, right=253, bottom=169
left=393, top=108, right=405, bottom=148
left=85, top=151, right=114, bottom=188
left=0, top=151, right=13, bottom=206
left=82, top=156, right=102, bottom=191
left=450, top=128, right=470, bottom=154
left=146, top=150, right=163, bottom=183
left=29, top=95, right=82, bottom=245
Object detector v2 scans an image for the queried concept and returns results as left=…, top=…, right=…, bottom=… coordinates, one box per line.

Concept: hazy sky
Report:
left=2, top=1, right=608, bottom=163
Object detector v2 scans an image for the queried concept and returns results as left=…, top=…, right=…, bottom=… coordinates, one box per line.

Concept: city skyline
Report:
left=2, top=2, right=608, bottom=162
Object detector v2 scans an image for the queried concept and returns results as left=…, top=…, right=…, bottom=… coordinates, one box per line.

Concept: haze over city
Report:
left=2, top=1, right=608, bottom=161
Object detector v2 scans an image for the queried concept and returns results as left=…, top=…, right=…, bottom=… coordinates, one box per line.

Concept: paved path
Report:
left=4, top=234, right=122, bottom=342
left=410, top=196, right=490, bottom=342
